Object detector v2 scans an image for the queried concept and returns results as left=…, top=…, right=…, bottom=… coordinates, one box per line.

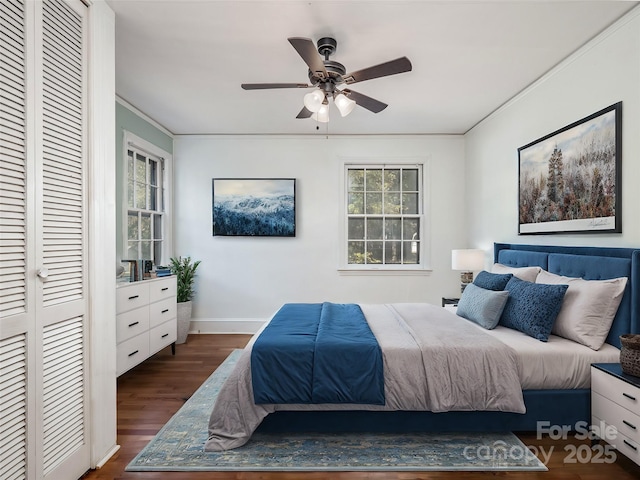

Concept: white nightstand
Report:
left=591, top=363, right=640, bottom=466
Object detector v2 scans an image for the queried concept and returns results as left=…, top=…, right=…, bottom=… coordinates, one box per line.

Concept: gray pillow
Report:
left=456, top=283, right=510, bottom=329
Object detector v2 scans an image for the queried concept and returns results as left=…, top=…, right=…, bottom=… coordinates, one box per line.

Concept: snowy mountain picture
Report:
left=212, top=179, right=296, bottom=236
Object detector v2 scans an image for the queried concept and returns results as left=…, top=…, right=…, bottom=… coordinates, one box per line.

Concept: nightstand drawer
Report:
left=593, top=391, right=640, bottom=443
left=149, top=318, right=177, bottom=355
left=592, top=367, right=640, bottom=411
left=116, top=306, right=150, bottom=343
left=611, top=430, right=640, bottom=465
left=117, top=333, right=150, bottom=376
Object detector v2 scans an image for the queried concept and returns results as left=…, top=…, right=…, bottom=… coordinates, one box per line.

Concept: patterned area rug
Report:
left=126, top=349, right=547, bottom=472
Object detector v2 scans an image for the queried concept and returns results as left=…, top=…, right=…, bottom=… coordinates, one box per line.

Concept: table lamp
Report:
left=451, top=249, right=485, bottom=293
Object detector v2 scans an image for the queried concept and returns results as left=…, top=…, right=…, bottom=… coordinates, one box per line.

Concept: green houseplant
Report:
left=169, top=256, right=201, bottom=343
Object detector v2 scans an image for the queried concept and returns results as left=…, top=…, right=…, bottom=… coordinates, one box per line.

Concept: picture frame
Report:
left=212, top=178, right=296, bottom=237
left=518, top=102, right=622, bottom=235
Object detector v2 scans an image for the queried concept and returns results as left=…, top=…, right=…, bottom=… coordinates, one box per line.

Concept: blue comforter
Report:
left=251, top=302, right=385, bottom=405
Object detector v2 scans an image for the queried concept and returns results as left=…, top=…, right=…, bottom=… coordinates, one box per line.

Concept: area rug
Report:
left=126, top=349, right=547, bottom=472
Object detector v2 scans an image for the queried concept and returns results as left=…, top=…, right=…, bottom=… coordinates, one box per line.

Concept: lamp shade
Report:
left=451, top=249, right=484, bottom=271
left=303, top=90, right=325, bottom=113
left=311, top=102, right=329, bottom=123
left=334, top=93, right=356, bottom=117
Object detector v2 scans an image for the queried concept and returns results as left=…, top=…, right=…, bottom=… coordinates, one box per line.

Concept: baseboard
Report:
left=189, top=318, right=266, bottom=334
left=93, top=444, right=120, bottom=469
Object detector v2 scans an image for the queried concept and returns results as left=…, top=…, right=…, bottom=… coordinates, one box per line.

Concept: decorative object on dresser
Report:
left=591, top=363, right=640, bottom=466
left=451, top=249, right=484, bottom=292
left=116, top=276, right=177, bottom=376
left=170, top=256, right=202, bottom=344
left=620, top=334, right=640, bottom=376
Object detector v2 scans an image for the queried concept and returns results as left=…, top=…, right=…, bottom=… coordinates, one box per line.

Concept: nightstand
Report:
left=591, top=363, right=640, bottom=466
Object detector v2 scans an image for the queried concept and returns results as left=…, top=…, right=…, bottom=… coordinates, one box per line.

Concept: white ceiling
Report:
left=108, top=0, right=638, bottom=136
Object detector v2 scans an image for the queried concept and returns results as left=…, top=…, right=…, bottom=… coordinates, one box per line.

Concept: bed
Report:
left=205, top=243, right=640, bottom=451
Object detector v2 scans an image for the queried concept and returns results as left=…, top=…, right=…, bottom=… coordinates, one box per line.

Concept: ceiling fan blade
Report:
left=296, top=106, right=313, bottom=119
left=288, top=37, right=327, bottom=79
left=242, top=83, right=310, bottom=90
left=342, top=89, right=388, bottom=113
left=344, top=57, right=412, bottom=85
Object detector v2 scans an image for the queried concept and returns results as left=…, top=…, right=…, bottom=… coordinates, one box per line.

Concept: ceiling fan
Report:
left=241, top=37, right=412, bottom=122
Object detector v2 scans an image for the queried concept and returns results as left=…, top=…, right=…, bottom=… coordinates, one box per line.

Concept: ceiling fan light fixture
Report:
left=303, top=89, right=325, bottom=113
left=311, top=102, right=329, bottom=123
left=334, top=93, right=356, bottom=117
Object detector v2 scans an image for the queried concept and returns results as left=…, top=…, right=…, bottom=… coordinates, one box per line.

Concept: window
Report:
left=124, top=133, right=171, bottom=266
left=345, top=165, right=423, bottom=268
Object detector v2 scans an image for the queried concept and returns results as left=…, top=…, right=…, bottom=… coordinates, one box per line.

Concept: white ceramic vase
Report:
left=176, top=300, right=192, bottom=344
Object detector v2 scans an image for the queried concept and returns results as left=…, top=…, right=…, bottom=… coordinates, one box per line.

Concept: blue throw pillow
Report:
left=456, top=283, right=510, bottom=329
left=500, top=276, right=568, bottom=341
left=474, top=270, right=513, bottom=291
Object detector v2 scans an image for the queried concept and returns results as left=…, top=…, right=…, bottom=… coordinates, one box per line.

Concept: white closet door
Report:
left=0, top=1, right=90, bottom=479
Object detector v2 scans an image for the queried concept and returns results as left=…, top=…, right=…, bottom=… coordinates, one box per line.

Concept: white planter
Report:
left=176, top=300, right=192, bottom=344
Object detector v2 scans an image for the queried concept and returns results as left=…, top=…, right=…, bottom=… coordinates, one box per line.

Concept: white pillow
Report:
left=491, top=263, right=541, bottom=283
left=536, top=269, right=627, bottom=350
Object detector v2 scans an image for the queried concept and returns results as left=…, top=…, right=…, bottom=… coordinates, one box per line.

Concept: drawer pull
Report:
left=162, top=309, right=169, bottom=314
left=623, top=392, right=637, bottom=401
left=128, top=295, right=139, bottom=300
left=128, top=350, right=139, bottom=357
left=161, top=287, right=168, bottom=291
left=623, top=439, right=638, bottom=451
left=162, top=333, right=169, bottom=338
left=128, top=321, right=139, bottom=328
left=623, top=420, right=637, bottom=430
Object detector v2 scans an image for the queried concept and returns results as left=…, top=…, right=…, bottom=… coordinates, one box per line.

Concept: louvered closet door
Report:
left=0, top=1, right=90, bottom=479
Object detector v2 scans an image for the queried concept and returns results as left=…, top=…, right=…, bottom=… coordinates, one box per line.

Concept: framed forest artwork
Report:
left=518, top=102, right=622, bottom=235
left=212, top=178, right=296, bottom=237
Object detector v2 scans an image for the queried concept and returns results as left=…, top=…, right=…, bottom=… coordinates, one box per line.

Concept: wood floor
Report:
left=81, top=334, right=640, bottom=480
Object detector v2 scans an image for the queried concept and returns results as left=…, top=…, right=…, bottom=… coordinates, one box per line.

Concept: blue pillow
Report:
left=500, top=276, right=568, bottom=341
left=456, top=283, right=510, bottom=329
left=474, top=270, right=513, bottom=291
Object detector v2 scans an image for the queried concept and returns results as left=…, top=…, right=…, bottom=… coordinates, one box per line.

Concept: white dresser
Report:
left=591, top=363, right=640, bottom=466
left=116, top=276, right=178, bottom=376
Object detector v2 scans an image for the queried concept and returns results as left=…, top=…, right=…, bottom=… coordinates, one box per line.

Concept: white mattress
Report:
left=468, top=322, right=620, bottom=389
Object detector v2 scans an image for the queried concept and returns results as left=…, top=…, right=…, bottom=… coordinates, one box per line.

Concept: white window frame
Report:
left=339, top=159, right=431, bottom=275
left=122, top=131, right=173, bottom=267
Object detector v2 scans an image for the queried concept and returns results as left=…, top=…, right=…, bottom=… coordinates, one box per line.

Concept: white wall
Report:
left=173, top=135, right=466, bottom=329
left=465, top=7, right=640, bottom=250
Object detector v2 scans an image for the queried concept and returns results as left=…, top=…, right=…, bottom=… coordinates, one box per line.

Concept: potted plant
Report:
left=169, top=256, right=201, bottom=344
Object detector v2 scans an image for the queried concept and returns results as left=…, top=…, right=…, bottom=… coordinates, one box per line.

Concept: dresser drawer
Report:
left=149, top=297, right=176, bottom=329
left=149, top=318, right=177, bottom=355
left=116, top=282, right=150, bottom=314
left=592, top=391, right=640, bottom=444
left=116, top=306, right=150, bottom=343
left=592, top=367, right=640, bottom=411
left=610, top=429, right=640, bottom=465
left=149, top=277, right=176, bottom=303
left=117, top=333, right=150, bottom=376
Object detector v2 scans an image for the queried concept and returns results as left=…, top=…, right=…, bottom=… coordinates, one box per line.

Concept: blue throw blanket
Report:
left=251, top=302, right=385, bottom=405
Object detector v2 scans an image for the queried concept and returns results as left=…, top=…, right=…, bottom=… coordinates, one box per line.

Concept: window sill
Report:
left=337, top=267, right=432, bottom=276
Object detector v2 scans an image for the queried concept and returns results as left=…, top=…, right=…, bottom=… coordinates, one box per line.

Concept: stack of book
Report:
left=155, top=267, right=172, bottom=277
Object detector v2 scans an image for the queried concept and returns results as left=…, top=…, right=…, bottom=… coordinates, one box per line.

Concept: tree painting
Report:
left=518, top=103, right=621, bottom=234
left=212, top=179, right=295, bottom=236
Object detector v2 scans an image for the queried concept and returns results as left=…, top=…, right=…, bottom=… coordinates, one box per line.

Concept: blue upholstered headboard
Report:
left=494, top=243, right=640, bottom=349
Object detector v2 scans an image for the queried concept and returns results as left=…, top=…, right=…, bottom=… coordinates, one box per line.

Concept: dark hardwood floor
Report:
left=82, top=334, right=640, bottom=480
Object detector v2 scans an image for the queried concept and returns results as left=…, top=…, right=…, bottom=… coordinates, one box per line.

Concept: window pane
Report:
left=403, top=241, right=419, bottom=264
left=402, top=169, right=419, bottom=191
left=348, top=192, right=364, bottom=214
left=153, top=241, right=162, bottom=265
left=384, top=169, right=400, bottom=191
left=140, top=213, right=151, bottom=240
left=149, top=160, right=158, bottom=187
left=348, top=169, right=364, bottom=191
left=127, top=151, right=134, bottom=180
left=385, top=241, right=402, bottom=264
left=153, top=215, right=163, bottom=240
left=135, top=182, right=146, bottom=209
left=126, top=241, right=138, bottom=260
left=348, top=241, right=365, bottom=264
left=149, top=186, right=157, bottom=211
left=366, top=169, right=382, bottom=191
left=385, top=218, right=402, bottom=239
left=402, top=193, right=419, bottom=214
left=135, top=153, right=146, bottom=182
left=348, top=218, right=364, bottom=239
left=404, top=218, right=419, bottom=239
left=367, top=241, right=383, bottom=263
left=365, top=193, right=382, bottom=214
left=127, top=213, right=138, bottom=241
left=384, top=192, right=401, bottom=214
left=366, top=218, right=383, bottom=239
left=127, top=179, right=134, bottom=208
left=141, top=241, right=151, bottom=259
